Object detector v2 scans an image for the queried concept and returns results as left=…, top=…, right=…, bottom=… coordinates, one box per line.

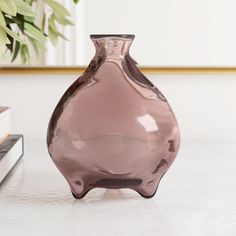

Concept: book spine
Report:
left=0, top=135, right=24, bottom=184
left=0, top=108, right=10, bottom=143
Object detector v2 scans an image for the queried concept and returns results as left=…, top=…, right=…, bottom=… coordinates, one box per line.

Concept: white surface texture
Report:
left=0, top=73, right=235, bottom=234
left=0, top=73, right=236, bottom=141
left=0, top=141, right=235, bottom=236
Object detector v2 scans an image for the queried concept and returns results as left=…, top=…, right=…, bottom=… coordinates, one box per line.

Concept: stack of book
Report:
left=0, top=107, right=24, bottom=184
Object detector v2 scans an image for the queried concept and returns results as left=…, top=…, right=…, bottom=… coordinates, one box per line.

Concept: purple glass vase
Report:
left=47, top=34, right=180, bottom=199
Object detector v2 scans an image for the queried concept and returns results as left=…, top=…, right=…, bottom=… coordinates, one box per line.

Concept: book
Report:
left=0, top=135, right=24, bottom=184
left=0, top=107, right=10, bottom=144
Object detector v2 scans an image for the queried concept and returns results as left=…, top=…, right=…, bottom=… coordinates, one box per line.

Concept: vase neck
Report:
left=90, top=34, right=134, bottom=59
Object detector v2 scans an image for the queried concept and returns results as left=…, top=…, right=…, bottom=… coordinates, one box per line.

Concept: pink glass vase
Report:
left=47, top=34, right=180, bottom=199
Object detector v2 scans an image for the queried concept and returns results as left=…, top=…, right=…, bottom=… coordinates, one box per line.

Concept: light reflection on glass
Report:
left=137, top=114, right=159, bottom=132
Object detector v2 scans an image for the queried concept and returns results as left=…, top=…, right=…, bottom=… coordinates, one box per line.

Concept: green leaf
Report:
left=6, top=34, right=13, bottom=51
left=48, top=15, right=57, bottom=32
left=0, top=27, right=7, bottom=55
left=0, top=10, right=6, bottom=26
left=6, top=35, right=10, bottom=44
left=20, top=44, right=29, bottom=64
left=57, top=31, right=68, bottom=41
left=11, top=40, right=20, bottom=62
left=42, top=14, right=46, bottom=32
left=14, top=0, right=35, bottom=17
left=45, top=0, right=70, bottom=17
left=54, top=14, right=73, bottom=26
left=48, top=15, right=68, bottom=41
left=28, top=35, right=46, bottom=56
left=24, top=15, right=35, bottom=23
left=5, top=27, right=25, bottom=44
left=28, top=36, right=39, bottom=56
left=11, top=14, right=24, bottom=31
left=25, top=0, right=33, bottom=4
left=1, top=0, right=77, bottom=63
left=0, top=0, right=17, bottom=16
left=0, top=22, right=26, bottom=44
left=24, top=22, right=46, bottom=42
left=48, top=25, right=58, bottom=46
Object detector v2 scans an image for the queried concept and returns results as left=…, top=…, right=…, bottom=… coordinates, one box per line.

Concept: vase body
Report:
left=47, top=34, right=180, bottom=199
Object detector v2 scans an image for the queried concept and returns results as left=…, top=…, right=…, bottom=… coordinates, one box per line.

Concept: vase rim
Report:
left=90, top=34, right=135, bottom=39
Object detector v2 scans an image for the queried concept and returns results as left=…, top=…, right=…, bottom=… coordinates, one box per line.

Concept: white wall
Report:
left=0, top=73, right=236, bottom=142
left=79, top=0, right=236, bottom=66
left=40, top=0, right=236, bottom=66
left=83, top=0, right=210, bottom=66
left=2, top=0, right=236, bottom=66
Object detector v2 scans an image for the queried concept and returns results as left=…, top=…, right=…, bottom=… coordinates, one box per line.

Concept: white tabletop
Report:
left=0, top=140, right=235, bottom=236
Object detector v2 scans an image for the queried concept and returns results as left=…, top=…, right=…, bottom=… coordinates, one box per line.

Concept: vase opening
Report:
left=90, top=34, right=135, bottom=39
left=90, top=34, right=135, bottom=58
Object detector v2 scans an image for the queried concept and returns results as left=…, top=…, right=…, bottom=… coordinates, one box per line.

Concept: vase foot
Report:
left=136, top=171, right=167, bottom=198
left=71, top=189, right=91, bottom=199
left=136, top=187, right=158, bottom=199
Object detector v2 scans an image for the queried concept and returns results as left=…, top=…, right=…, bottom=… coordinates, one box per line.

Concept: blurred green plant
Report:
left=0, top=0, right=79, bottom=64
